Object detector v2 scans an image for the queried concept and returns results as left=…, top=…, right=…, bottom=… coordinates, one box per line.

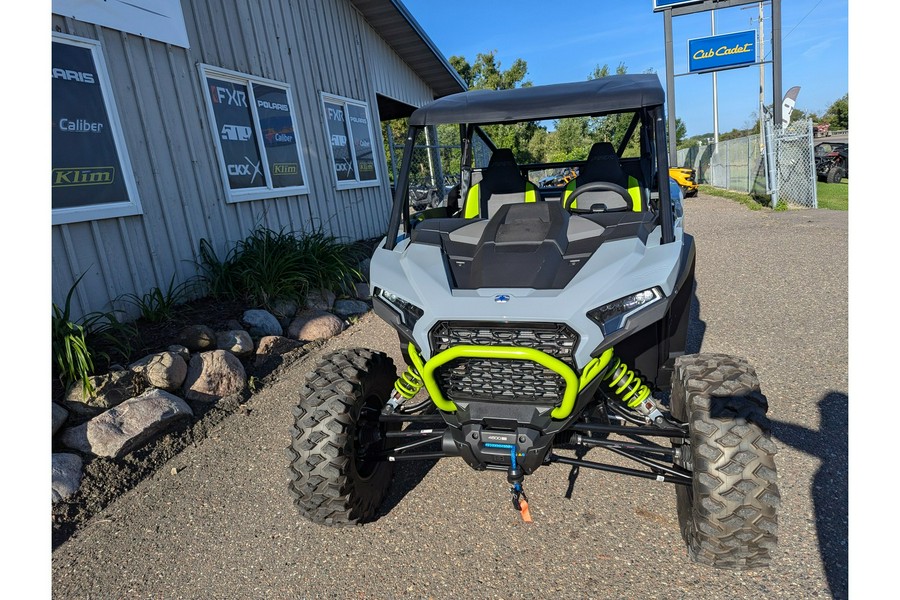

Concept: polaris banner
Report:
left=688, top=30, right=757, bottom=74
left=52, top=40, right=129, bottom=210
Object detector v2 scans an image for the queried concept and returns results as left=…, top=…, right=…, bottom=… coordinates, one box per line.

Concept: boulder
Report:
left=215, top=329, right=254, bottom=357
left=271, top=298, right=299, bottom=323
left=305, top=288, right=336, bottom=311
left=182, top=350, right=247, bottom=403
left=177, top=324, right=216, bottom=352
left=52, top=453, right=83, bottom=503
left=167, top=344, right=191, bottom=363
left=241, top=309, right=283, bottom=337
left=59, top=389, right=193, bottom=458
left=287, top=309, right=345, bottom=341
left=334, top=299, right=370, bottom=318
left=254, top=335, right=305, bottom=368
left=64, top=370, right=144, bottom=417
left=52, top=403, right=69, bottom=436
left=129, top=351, right=188, bottom=391
left=354, top=282, right=372, bottom=301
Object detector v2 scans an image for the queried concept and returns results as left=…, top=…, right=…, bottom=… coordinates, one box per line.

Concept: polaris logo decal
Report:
left=494, top=294, right=510, bottom=303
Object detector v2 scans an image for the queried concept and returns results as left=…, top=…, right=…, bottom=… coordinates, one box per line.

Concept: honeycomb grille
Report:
left=429, top=322, right=578, bottom=403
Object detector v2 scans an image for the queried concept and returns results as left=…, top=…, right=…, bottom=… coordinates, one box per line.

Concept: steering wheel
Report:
left=563, top=181, right=632, bottom=212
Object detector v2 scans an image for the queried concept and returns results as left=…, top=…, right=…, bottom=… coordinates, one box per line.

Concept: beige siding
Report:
left=51, top=0, right=438, bottom=320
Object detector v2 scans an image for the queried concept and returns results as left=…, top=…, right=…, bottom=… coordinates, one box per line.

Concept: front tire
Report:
left=287, top=348, right=397, bottom=526
left=670, top=354, right=780, bottom=569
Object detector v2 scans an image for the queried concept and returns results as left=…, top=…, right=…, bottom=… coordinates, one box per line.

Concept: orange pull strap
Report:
left=519, top=499, right=533, bottom=523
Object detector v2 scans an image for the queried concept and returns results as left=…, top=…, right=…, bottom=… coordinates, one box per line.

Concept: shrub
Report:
left=196, top=227, right=362, bottom=311
left=119, top=274, right=194, bottom=322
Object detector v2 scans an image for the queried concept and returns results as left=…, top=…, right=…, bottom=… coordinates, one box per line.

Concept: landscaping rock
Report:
left=271, top=298, right=299, bottom=322
left=241, top=309, right=283, bottom=337
left=334, top=299, right=370, bottom=318
left=305, top=288, right=336, bottom=311
left=215, top=329, right=254, bottom=357
left=182, top=350, right=247, bottom=403
left=129, top=351, right=188, bottom=391
left=64, top=370, right=144, bottom=417
left=288, top=309, right=345, bottom=341
left=52, top=453, right=83, bottom=503
left=59, top=389, right=193, bottom=458
left=226, top=319, right=244, bottom=332
left=354, top=282, right=372, bottom=301
left=168, top=344, right=191, bottom=362
left=358, top=258, right=371, bottom=281
left=177, top=325, right=216, bottom=352
left=52, top=403, right=69, bottom=436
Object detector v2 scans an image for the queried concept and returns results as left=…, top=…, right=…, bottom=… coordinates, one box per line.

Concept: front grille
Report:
left=429, top=322, right=578, bottom=404
left=437, top=358, right=565, bottom=403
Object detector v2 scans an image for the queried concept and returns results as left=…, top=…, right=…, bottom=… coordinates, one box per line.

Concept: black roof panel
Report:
left=409, top=74, right=665, bottom=126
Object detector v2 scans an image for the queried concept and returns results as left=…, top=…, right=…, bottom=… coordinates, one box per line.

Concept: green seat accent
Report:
left=562, top=175, right=642, bottom=212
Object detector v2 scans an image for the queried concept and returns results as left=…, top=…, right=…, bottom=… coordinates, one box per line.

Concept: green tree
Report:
left=824, top=94, right=848, bottom=130
left=448, top=51, right=537, bottom=163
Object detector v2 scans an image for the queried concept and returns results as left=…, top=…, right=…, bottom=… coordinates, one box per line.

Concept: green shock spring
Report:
left=602, top=355, right=652, bottom=409
left=394, top=364, right=425, bottom=399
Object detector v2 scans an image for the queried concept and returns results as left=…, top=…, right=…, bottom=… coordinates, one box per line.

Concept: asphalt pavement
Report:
left=51, top=193, right=849, bottom=599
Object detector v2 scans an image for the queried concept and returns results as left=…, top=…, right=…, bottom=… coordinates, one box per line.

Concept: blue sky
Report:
left=403, top=0, right=849, bottom=138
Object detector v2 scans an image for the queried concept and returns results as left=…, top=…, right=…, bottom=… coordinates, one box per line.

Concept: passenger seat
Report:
left=464, top=148, right=542, bottom=218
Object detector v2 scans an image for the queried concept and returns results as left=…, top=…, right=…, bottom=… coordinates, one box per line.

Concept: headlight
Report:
left=587, top=287, right=664, bottom=335
left=375, top=287, right=424, bottom=330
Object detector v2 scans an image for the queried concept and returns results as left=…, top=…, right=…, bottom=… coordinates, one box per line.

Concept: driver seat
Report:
left=561, top=142, right=644, bottom=211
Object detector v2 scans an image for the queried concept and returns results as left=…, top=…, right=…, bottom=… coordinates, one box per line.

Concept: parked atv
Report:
left=287, top=74, right=779, bottom=569
left=669, top=166, right=699, bottom=197
left=815, top=142, right=848, bottom=184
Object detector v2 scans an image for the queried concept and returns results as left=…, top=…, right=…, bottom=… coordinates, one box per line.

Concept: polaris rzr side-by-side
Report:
left=286, top=74, right=779, bottom=569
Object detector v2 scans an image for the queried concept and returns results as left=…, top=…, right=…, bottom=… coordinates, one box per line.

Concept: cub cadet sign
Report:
left=688, top=30, right=756, bottom=74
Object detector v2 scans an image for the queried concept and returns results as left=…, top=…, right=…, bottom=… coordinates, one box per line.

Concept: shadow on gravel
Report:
left=686, top=281, right=706, bottom=355
left=376, top=457, right=439, bottom=518
left=769, top=392, right=848, bottom=600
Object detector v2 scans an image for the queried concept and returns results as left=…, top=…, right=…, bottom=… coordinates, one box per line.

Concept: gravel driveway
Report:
left=51, top=194, right=848, bottom=599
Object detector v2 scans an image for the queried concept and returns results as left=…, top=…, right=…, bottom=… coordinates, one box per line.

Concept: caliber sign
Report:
left=688, top=30, right=757, bottom=74
left=52, top=40, right=130, bottom=209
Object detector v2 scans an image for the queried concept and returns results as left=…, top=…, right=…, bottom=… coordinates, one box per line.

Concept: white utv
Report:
left=287, top=74, right=779, bottom=569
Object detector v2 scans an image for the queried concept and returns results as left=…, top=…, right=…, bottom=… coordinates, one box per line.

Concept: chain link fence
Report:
left=676, top=118, right=817, bottom=208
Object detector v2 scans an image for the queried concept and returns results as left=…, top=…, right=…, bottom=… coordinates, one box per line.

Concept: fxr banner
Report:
left=688, top=30, right=757, bottom=74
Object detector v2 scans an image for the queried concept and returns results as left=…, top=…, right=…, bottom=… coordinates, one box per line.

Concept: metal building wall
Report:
left=51, top=0, right=437, bottom=321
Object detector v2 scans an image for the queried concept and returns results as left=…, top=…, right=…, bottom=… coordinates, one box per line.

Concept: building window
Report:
left=199, top=65, right=309, bottom=202
left=52, top=33, right=142, bottom=225
left=321, top=93, right=380, bottom=189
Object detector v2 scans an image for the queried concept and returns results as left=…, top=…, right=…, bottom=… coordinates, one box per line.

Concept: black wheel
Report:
left=826, top=167, right=843, bottom=184
left=670, top=353, right=780, bottom=569
left=287, top=348, right=398, bottom=525
left=680, top=185, right=691, bottom=198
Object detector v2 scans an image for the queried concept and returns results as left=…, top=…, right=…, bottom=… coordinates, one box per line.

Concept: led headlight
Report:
left=587, top=287, right=664, bottom=336
left=375, top=287, right=424, bottom=330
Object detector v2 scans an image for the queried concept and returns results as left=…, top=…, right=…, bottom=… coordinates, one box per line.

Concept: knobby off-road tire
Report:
left=670, top=353, right=780, bottom=569
left=287, top=348, right=398, bottom=526
left=826, top=166, right=844, bottom=184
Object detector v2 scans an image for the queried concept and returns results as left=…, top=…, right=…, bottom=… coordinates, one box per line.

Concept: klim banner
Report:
left=688, top=30, right=757, bottom=74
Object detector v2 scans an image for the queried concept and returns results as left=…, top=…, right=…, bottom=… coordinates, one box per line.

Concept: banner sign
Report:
left=52, top=40, right=130, bottom=210
left=346, top=104, right=377, bottom=182
left=52, top=0, right=190, bottom=48
left=688, top=30, right=757, bottom=73
left=324, top=101, right=355, bottom=182
left=206, top=77, right=266, bottom=190
left=253, top=84, right=305, bottom=189
left=653, top=0, right=703, bottom=11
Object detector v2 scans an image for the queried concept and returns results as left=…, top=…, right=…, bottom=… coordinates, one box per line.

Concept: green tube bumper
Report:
left=406, top=343, right=614, bottom=420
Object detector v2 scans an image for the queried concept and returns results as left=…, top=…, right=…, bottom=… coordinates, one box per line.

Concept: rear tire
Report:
left=287, top=348, right=398, bottom=526
left=670, top=354, right=780, bottom=569
left=826, top=166, right=843, bottom=184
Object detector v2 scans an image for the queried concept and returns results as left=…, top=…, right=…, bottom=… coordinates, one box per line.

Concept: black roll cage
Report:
left=384, top=83, right=675, bottom=251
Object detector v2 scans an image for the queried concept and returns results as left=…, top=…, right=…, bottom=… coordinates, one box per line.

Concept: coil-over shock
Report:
left=586, top=350, right=668, bottom=426
left=383, top=364, right=425, bottom=415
